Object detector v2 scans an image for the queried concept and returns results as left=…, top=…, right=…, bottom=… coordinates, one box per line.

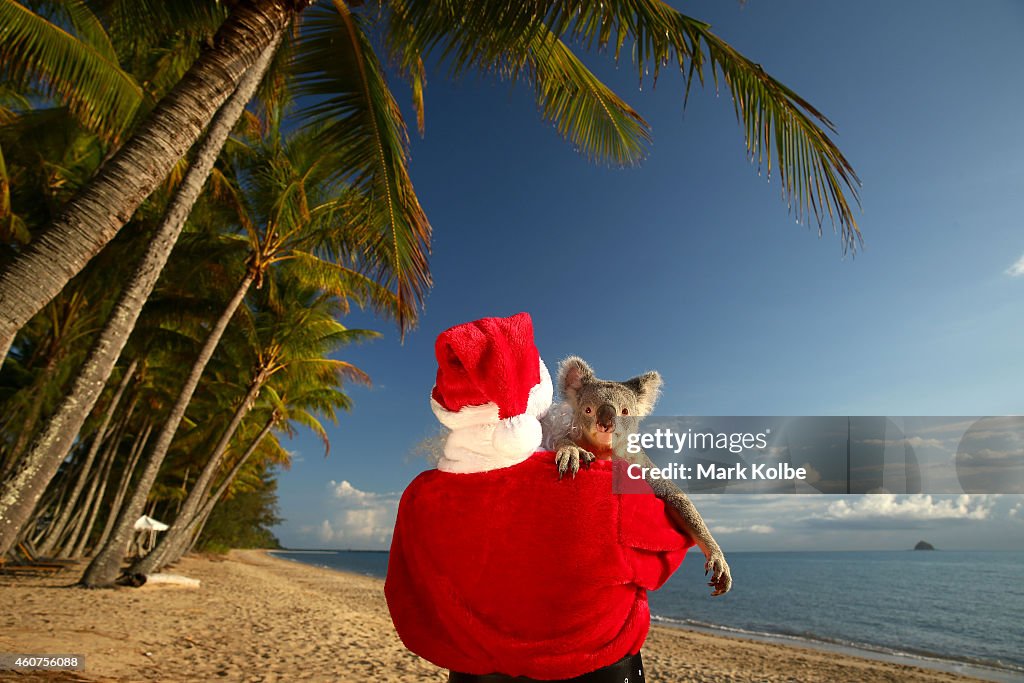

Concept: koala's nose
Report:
left=596, top=403, right=617, bottom=430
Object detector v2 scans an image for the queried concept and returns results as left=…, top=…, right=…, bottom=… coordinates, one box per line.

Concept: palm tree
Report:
left=133, top=280, right=371, bottom=574
left=186, top=358, right=351, bottom=555
left=0, top=0, right=294, bottom=353
left=0, top=43, right=281, bottom=557
left=0, top=0, right=860, bottom=360
left=81, top=119, right=401, bottom=586
left=186, top=410, right=282, bottom=554
left=33, top=358, right=137, bottom=555
left=1, top=2, right=423, bottom=558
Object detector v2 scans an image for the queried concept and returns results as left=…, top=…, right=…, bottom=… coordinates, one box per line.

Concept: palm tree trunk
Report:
left=80, top=266, right=258, bottom=586
left=31, top=479, right=69, bottom=546
left=0, top=0, right=295, bottom=343
left=132, top=369, right=269, bottom=575
left=165, top=415, right=275, bottom=565
left=68, top=429, right=122, bottom=559
left=0, top=38, right=281, bottom=562
left=0, top=334, right=12, bottom=371
left=185, top=504, right=216, bottom=556
left=36, top=360, right=137, bottom=556
left=183, top=414, right=276, bottom=559
left=56, top=414, right=125, bottom=558
left=2, top=354, right=61, bottom=474
left=51, top=505, right=84, bottom=550
left=92, top=420, right=152, bottom=556
left=173, top=468, right=190, bottom=521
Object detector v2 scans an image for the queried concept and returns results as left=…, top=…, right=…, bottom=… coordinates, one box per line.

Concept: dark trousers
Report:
left=448, top=652, right=645, bottom=683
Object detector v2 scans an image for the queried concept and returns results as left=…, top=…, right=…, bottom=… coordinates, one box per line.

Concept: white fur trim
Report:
left=431, top=360, right=553, bottom=473
left=527, top=360, right=553, bottom=421
left=492, top=414, right=543, bottom=457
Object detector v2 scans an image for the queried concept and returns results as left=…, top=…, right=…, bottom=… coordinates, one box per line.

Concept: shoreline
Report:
left=0, top=549, right=1008, bottom=682
left=269, top=550, right=1021, bottom=683
left=650, top=618, right=1020, bottom=683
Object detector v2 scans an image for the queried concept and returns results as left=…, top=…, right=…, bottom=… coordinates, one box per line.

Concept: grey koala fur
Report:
left=544, top=355, right=733, bottom=597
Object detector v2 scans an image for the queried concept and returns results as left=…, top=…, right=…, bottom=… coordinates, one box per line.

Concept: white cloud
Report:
left=319, top=480, right=401, bottom=548
left=714, top=524, right=774, bottom=534
left=1007, top=253, right=1024, bottom=277
left=331, top=479, right=375, bottom=502
left=860, top=437, right=946, bottom=449
left=960, top=447, right=1023, bottom=462
left=821, top=494, right=993, bottom=522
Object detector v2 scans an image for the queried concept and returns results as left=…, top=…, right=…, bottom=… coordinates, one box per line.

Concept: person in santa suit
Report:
left=385, top=312, right=694, bottom=682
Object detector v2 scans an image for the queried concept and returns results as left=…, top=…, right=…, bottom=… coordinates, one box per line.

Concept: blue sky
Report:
left=271, top=0, right=1024, bottom=551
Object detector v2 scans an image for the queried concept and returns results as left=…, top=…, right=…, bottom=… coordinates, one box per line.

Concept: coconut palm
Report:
left=0, top=0, right=286, bottom=357
left=80, top=120, right=401, bottom=586
left=194, top=448, right=284, bottom=553
left=0, top=45, right=280, bottom=557
left=0, top=0, right=860, bottom=359
left=32, top=357, right=137, bottom=555
left=185, top=362, right=346, bottom=555
left=186, top=411, right=283, bottom=553
left=1, top=2, right=419, bottom=557
left=133, top=279, right=370, bottom=574
left=0, top=0, right=232, bottom=364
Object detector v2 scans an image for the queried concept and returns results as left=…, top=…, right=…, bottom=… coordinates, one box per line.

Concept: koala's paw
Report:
left=704, top=551, right=732, bottom=597
left=555, top=446, right=595, bottom=479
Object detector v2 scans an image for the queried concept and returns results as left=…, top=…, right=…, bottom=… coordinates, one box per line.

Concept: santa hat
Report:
left=430, top=312, right=552, bottom=473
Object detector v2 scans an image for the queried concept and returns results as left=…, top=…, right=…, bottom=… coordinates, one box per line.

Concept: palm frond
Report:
left=392, top=0, right=862, bottom=250
left=315, top=357, right=373, bottom=386
left=49, top=0, right=118, bottom=62
left=0, top=141, right=31, bottom=243
left=525, top=27, right=650, bottom=167
left=291, top=3, right=431, bottom=335
left=557, top=0, right=862, bottom=248
left=382, top=6, right=427, bottom=136
left=88, top=0, right=225, bottom=65
left=387, top=3, right=649, bottom=166
left=0, top=0, right=142, bottom=141
left=699, top=32, right=861, bottom=247
left=290, top=405, right=332, bottom=454
left=276, top=250, right=401, bottom=318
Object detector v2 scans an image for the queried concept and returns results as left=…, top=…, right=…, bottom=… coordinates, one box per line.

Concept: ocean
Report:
left=271, top=549, right=1024, bottom=681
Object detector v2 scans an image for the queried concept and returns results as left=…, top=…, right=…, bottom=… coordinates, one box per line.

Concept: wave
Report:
left=650, top=614, right=1024, bottom=681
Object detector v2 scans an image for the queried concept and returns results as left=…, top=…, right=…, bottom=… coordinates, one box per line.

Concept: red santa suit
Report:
left=384, top=313, right=693, bottom=680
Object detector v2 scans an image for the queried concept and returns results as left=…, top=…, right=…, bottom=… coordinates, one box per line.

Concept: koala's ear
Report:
left=557, top=356, right=594, bottom=404
left=625, top=371, right=662, bottom=416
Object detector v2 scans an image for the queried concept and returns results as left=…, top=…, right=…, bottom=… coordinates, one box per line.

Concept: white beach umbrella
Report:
left=133, top=515, right=169, bottom=531
left=130, top=515, right=170, bottom=555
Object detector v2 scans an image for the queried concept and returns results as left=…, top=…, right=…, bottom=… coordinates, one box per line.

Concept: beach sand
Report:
left=0, top=550, right=991, bottom=682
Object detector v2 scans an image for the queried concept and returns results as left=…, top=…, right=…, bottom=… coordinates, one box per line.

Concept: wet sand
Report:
left=0, top=550, right=994, bottom=682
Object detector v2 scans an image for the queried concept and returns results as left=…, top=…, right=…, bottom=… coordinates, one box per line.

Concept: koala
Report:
left=547, top=356, right=732, bottom=597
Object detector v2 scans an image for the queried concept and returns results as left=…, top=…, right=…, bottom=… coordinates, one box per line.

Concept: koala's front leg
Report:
left=635, top=450, right=732, bottom=596
left=554, top=438, right=596, bottom=479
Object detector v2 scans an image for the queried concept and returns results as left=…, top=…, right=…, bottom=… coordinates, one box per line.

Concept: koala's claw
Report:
left=704, top=551, right=732, bottom=597
left=555, top=446, right=596, bottom=480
